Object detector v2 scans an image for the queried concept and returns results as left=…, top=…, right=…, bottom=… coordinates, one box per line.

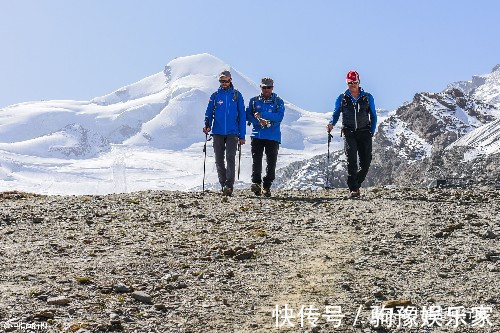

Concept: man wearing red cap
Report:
left=326, top=70, right=377, bottom=197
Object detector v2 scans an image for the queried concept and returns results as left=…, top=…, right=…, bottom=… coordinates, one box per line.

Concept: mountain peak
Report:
left=492, top=64, right=500, bottom=73
left=165, top=53, right=229, bottom=81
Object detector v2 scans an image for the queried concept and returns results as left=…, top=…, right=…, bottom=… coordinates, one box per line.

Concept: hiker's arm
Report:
left=204, top=93, right=215, bottom=128
left=369, top=94, right=377, bottom=134
left=329, top=94, right=342, bottom=126
left=237, top=93, right=246, bottom=139
left=246, top=98, right=260, bottom=127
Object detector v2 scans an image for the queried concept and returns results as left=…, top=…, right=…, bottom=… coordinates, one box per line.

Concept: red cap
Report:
left=346, top=70, right=360, bottom=83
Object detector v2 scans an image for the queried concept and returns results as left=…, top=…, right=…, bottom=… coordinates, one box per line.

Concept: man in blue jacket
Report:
left=203, top=70, right=246, bottom=196
left=327, top=70, right=377, bottom=198
left=246, top=77, right=285, bottom=197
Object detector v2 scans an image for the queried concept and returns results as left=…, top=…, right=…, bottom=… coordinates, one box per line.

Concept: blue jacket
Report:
left=329, top=88, right=377, bottom=134
left=204, top=87, right=246, bottom=139
left=246, top=93, right=285, bottom=143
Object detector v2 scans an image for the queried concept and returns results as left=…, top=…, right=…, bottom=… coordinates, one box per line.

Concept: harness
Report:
left=251, top=94, right=282, bottom=114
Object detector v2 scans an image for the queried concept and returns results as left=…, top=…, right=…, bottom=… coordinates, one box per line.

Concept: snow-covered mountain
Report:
left=2, top=55, right=498, bottom=194
left=0, top=124, right=109, bottom=159
left=0, top=54, right=330, bottom=152
left=446, top=119, right=500, bottom=157
left=275, top=65, right=500, bottom=189
left=0, top=53, right=332, bottom=194
left=448, top=64, right=500, bottom=109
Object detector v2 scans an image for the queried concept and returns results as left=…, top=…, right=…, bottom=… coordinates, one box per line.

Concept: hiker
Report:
left=203, top=70, right=246, bottom=196
left=326, top=70, right=377, bottom=197
left=246, top=77, right=285, bottom=197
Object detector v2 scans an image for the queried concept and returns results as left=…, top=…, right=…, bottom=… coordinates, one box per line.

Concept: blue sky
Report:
left=1, top=0, right=499, bottom=113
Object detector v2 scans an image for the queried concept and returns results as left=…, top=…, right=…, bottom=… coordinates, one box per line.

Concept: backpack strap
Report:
left=340, top=93, right=347, bottom=113
left=210, top=91, right=218, bottom=125
left=234, top=89, right=240, bottom=124
left=273, top=94, right=282, bottom=111
left=212, top=91, right=218, bottom=111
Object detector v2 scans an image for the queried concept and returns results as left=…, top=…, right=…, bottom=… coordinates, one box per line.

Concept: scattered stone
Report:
left=154, top=304, right=166, bottom=311
left=114, top=283, right=132, bottom=293
left=486, top=252, right=500, bottom=262
left=482, top=229, right=497, bottom=239
left=131, top=291, right=152, bottom=304
left=434, top=230, right=444, bottom=238
left=47, top=296, right=70, bottom=305
left=100, top=287, right=113, bottom=294
left=340, top=283, right=352, bottom=291
left=382, top=300, right=412, bottom=308
left=487, top=264, right=498, bottom=272
left=441, top=223, right=464, bottom=233
left=234, top=251, right=254, bottom=260
left=32, top=217, right=44, bottom=224
left=35, top=310, right=54, bottom=319
left=76, top=276, right=92, bottom=284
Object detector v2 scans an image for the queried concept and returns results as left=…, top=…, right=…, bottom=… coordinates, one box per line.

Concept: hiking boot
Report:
left=262, top=187, right=271, bottom=197
left=222, top=186, right=233, bottom=197
left=350, top=189, right=360, bottom=198
left=251, top=183, right=262, bottom=196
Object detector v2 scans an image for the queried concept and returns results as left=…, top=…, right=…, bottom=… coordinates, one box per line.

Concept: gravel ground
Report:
left=0, top=187, right=498, bottom=333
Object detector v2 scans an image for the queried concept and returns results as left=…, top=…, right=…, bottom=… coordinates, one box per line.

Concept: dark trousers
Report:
left=212, top=134, right=238, bottom=189
left=251, top=138, right=280, bottom=189
left=343, top=130, right=372, bottom=191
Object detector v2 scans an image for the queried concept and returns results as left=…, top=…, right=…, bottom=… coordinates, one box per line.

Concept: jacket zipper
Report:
left=354, top=101, right=358, bottom=130
left=225, top=93, right=228, bottom=134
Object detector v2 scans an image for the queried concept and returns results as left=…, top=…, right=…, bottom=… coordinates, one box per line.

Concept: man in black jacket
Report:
left=327, top=70, right=377, bottom=197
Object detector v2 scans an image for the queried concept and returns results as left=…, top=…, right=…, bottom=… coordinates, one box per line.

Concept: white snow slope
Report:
left=0, top=53, right=333, bottom=194
left=446, top=118, right=500, bottom=159
left=1, top=55, right=498, bottom=195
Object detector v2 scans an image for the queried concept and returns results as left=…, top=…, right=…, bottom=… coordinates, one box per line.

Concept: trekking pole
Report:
left=325, top=133, right=333, bottom=189
left=237, top=141, right=242, bottom=180
left=203, top=133, right=208, bottom=192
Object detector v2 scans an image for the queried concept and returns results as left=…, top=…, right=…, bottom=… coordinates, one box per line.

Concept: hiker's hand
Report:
left=203, top=127, right=211, bottom=134
left=326, top=123, right=333, bottom=133
left=254, top=112, right=261, bottom=119
left=259, top=119, right=267, bottom=127
left=239, top=139, right=246, bottom=145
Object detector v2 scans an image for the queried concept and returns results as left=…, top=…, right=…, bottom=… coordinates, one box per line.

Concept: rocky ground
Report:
left=0, top=187, right=498, bottom=333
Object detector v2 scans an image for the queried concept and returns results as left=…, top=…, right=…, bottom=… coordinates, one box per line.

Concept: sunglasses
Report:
left=347, top=81, right=359, bottom=85
left=219, top=79, right=231, bottom=83
left=261, top=86, right=273, bottom=90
